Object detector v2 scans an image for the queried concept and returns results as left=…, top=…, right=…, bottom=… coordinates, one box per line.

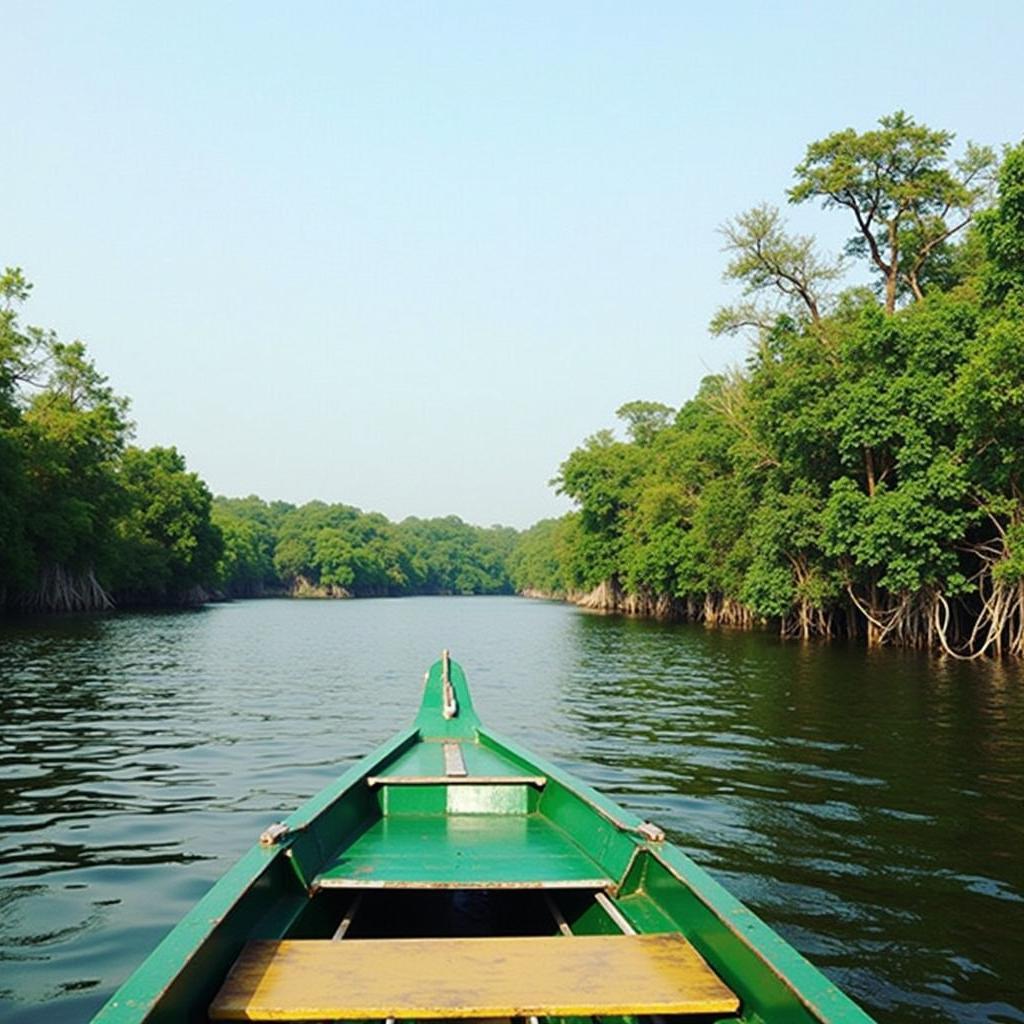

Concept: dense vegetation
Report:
left=6, top=112, right=1024, bottom=658
left=0, top=272, right=223, bottom=611
left=213, top=497, right=516, bottom=598
left=0, top=280, right=515, bottom=611
left=512, top=116, right=1024, bottom=658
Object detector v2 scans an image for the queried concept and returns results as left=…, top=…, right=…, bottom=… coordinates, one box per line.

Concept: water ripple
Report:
left=1, top=598, right=1022, bottom=1023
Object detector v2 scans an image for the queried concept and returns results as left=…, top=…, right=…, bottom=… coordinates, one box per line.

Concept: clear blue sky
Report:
left=4, top=2, right=1022, bottom=527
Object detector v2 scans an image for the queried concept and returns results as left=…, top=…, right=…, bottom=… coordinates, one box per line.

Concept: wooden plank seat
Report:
left=314, top=815, right=611, bottom=890
left=209, top=933, right=741, bottom=1020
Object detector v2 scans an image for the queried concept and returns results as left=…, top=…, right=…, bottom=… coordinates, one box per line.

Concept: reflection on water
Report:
left=1, top=598, right=1022, bottom=1023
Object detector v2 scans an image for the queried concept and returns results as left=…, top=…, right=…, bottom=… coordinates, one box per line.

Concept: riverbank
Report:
left=519, top=581, right=1012, bottom=660
left=524, top=581, right=766, bottom=624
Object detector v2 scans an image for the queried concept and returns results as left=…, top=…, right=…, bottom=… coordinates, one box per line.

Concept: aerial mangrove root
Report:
left=21, top=564, right=115, bottom=613
left=535, top=572, right=1024, bottom=658
left=934, top=574, right=1024, bottom=660
left=779, top=601, right=835, bottom=641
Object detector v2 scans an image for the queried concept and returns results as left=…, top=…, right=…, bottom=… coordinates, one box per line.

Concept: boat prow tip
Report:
left=415, top=650, right=481, bottom=736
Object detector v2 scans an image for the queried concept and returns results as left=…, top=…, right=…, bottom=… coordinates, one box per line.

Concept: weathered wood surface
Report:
left=209, top=933, right=741, bottom=1020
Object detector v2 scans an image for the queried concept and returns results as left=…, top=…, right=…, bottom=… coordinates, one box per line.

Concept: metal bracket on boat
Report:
left=259, top=822, right=290, bottom=846
left=635, top=821, right=666, bottom=843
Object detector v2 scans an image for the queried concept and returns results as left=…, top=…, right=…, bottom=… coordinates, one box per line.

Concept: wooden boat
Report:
left=93, top=653, right=876, bottom=1023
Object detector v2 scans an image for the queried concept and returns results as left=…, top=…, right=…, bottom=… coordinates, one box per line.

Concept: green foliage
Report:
left=1, top=268, right=33, bottom=405
left=507, top=517, right=576, bottom=595
left=976, top=141, right=1024, bottom=306
left=790, top=111, right=995, bottom=312
left=515, top=121, right=1024, bottom=654
left=397, top=515, right=511, bottom=595
left=741, top=484, right=836, bottom=618
left=0, top=429, right=32, bottom=593
left=6, top=114, right=1023, bottom=653
left=213, top=499, right=278, bottom=596
left=0, top=273, right=225, bottom=608
left=953, top=312, right=1024, bottom=495
left=614, top=401, right=676, bottom=446
left=822, top=460, right=971, bottom=595
left=553, top=430, right=647, bottom=588
left=711, top=203, right=844, bottom=331
left=992, top=521, right=1024, bottom=585
left=19, top=340, right=133, bottom=573
left=113, top=447, right=223, bottom=597
left=215, top=502, right=517, bottom=599
left=213, top=495, right=289, bottom=595
left=0, top=271, right=529, bottom=610
left=273, top=533, right=315, bottom=586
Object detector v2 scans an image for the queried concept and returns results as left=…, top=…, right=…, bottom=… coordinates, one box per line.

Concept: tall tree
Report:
left=789, top=111, right=994, bottom=313
left=0, top=269, right=34, bottom=597
left=615, top=400, right=676, bottom=446
left=710, top=204, right=843, bottom=333
left=19, top=340, right=133, bottom=609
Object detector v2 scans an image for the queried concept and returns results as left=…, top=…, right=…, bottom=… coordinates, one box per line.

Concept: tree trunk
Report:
left=884, top=219, right=900, bottom=315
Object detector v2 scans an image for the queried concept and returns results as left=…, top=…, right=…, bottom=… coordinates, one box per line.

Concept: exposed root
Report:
left=20, top=564, right=115, bottom=613
left=561, top=570, right=1024, bottom=659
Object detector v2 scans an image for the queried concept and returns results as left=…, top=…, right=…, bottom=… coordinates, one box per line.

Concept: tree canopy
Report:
left=789, top=111, right=995, bottom=313
left=516, top=124, right=1024, bottom=658
left=0, top=276, right=516, bottom=611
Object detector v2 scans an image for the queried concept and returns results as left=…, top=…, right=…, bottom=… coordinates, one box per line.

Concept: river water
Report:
left=1, top=596, right=1022, bottom=1023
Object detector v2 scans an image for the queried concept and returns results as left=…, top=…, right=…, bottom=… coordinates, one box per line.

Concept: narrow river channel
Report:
left=1, top=596, right=1022, bottom=1023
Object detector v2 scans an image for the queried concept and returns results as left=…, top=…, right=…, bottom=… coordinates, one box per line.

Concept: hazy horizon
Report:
left=5, top=2, right=1022, bottom=528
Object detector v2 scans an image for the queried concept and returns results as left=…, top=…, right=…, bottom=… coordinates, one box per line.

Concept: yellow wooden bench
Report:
left=209, top=933, right=740, bottom=1020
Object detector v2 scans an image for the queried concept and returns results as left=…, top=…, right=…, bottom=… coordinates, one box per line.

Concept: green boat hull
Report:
left=92, top=656, right=876, bottom=1023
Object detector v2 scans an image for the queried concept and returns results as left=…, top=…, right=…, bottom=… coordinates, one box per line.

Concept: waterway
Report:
left=1, top=596, right=1022, bottom=1022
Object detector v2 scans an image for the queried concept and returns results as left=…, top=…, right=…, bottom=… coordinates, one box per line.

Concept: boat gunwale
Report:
left=477, top=725, right=876, bottom=1024
left=91, top=724, right=420, bottom=1022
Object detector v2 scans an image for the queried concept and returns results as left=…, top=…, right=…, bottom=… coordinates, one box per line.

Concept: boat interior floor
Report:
left=314, top=814, right=612, bottom=891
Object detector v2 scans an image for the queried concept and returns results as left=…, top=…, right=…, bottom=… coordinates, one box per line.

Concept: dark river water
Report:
left=1, top=597, right=1022, bottom=1023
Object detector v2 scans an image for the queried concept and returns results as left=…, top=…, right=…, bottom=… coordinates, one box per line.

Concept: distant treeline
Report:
left=513, top=117, right=1024, bottom=658
left=214, top=498, right=516, bottom=598
left=0, top=270, right=515, bottom=610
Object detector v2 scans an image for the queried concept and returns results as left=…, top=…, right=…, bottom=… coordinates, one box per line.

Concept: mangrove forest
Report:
left=3, top=113, right=1024, bottom=660
left=515, top=117, right=1024, bottom=659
